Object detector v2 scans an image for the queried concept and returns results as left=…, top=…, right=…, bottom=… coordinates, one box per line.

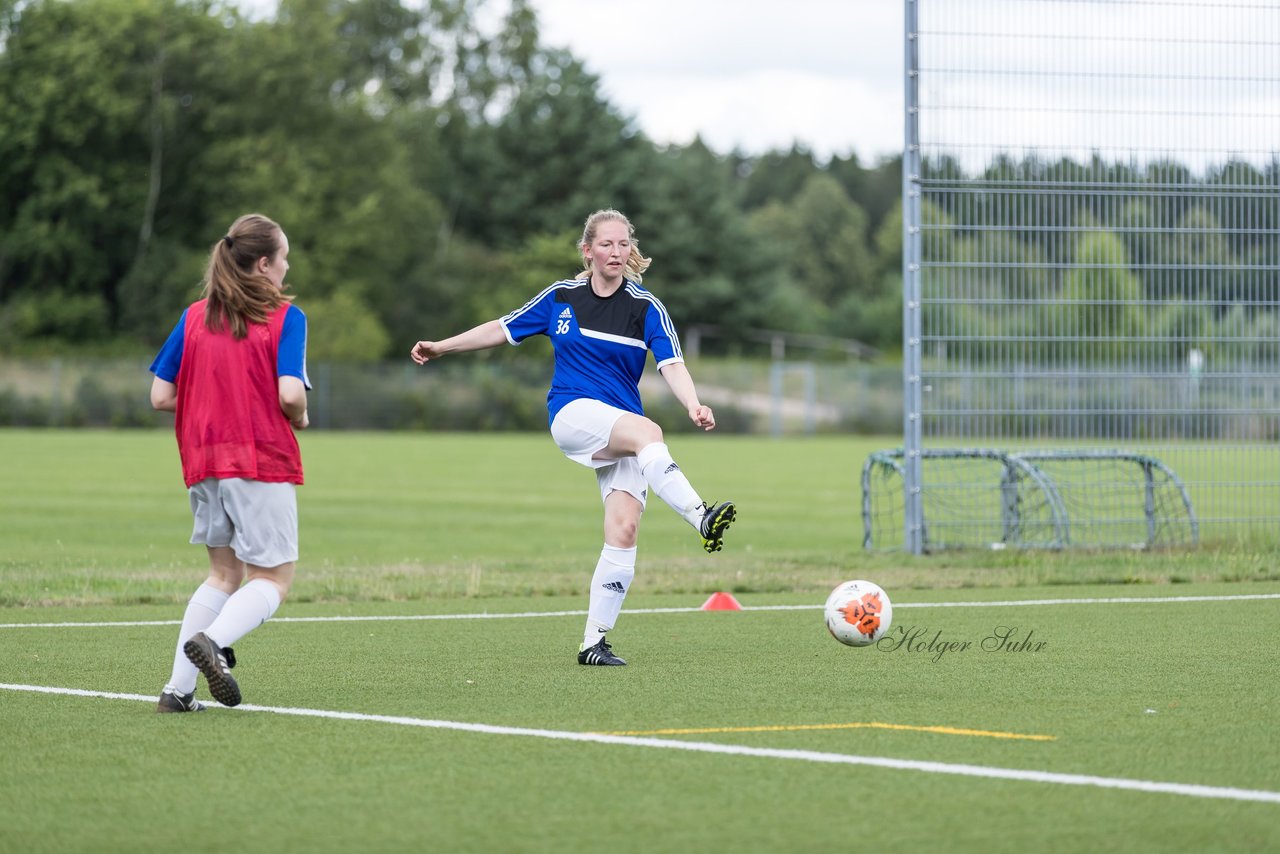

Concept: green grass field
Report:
left=2, top=429, right=1279, bottom=852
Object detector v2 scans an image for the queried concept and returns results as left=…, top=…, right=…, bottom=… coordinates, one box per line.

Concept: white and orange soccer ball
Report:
left=824, top=580, right=893, bottom=647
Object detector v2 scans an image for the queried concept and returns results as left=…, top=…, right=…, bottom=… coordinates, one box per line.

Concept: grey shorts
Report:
left=188, top=478, right=299, bottom=568
left=550, top=398, right=648, bottom=509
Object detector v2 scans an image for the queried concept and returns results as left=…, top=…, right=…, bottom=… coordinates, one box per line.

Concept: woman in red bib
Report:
left=149, top=213, right=310, bottom=711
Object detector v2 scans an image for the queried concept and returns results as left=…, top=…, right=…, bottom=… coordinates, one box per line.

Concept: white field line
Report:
left=1, top=682, right=1278, bottom=806
left=1, top=592, right=1277, bottom=630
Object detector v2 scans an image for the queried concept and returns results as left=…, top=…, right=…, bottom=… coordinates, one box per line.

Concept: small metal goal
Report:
left=862, top=448, right=1198, bottom=552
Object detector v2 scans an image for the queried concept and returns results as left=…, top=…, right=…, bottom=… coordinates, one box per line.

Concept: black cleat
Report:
left=698, top=500, right=737, bottom=553
left=183, top=632, right=242, bottom=707
left=578, top=637, right=627, bottom=666
left=156, top=688, right=205, bottom=713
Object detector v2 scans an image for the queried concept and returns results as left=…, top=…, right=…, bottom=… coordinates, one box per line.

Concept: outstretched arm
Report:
left=410, top=319, right=507, bottom=364
left=659, top=362, right=716, bottom=431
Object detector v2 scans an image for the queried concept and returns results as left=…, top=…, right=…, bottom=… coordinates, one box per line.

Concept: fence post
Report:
left=902, top=0, right=925, bottom=554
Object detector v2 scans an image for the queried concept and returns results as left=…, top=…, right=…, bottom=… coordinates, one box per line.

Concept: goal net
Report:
left=862, top=449, right=1199, bottom=552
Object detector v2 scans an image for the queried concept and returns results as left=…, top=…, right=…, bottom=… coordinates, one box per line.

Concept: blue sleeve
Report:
left=644, top=295, right=683, bottom=368
left=149, top=309, right=188, bottom=382
left=499, top=285, right=556, bottom=344
left=278, top=305, right=311, bottom=388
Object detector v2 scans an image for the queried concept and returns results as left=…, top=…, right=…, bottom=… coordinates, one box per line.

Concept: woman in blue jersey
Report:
left=150, top=213, right=310, bottom=710
left=410, top=209, right=735, bottom=666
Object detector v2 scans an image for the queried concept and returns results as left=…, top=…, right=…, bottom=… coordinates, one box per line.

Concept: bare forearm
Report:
left=411, top=320, right=507, bottom=364
left=280, top=396, right=307, bottom=422
left=659, top=362, right=701, bottom=409
left=278, top=377, right=309, bottom=429
left=660, top=361, right=717, bottom=431
left=446, top=319, right=507, bottom=354
left=150, top=377, right=177, bottom=412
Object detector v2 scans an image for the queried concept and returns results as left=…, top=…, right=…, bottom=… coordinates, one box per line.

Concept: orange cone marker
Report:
left=700, top=592, right=743, bottom=611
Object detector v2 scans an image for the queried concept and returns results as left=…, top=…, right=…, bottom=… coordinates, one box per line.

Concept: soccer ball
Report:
left=824, top=580, right=893, bottom=647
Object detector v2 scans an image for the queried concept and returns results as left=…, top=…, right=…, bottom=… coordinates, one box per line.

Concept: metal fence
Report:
left=900, top=0, right=1280, bottom=551
left=0, top=356, right=907, bottom=436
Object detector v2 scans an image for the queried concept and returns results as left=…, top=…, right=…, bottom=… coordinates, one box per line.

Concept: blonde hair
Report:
left=576, top=209, right=652, bottom=283
left=202, top=213, right=291, bottom=339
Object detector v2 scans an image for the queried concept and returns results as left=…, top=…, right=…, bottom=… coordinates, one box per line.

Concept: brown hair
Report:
left=576, top=209, right=652, bottom=283
left=201, top=213, right=291, bottom=338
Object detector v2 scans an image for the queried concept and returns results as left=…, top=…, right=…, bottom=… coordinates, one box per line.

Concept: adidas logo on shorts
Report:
left=664, top=463, right=680, bottom=474
left=559, top=307, right=572, bottom=318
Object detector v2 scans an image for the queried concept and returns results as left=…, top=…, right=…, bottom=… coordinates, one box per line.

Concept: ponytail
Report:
left=202, top=213, right=291, bottom=339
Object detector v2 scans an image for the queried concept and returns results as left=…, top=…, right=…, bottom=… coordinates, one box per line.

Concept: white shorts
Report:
left=188, top=478, right=299, bottom=568
left=550, top=398, right=648, bottom=508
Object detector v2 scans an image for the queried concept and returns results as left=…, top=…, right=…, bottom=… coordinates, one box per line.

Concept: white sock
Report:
left=582, top=544, right=637, bottom=648
left=204, top=578, right=281, bottom=649
left=636, top=442, right=705, bottom=529
left=166, top=583, right=230, bottom=695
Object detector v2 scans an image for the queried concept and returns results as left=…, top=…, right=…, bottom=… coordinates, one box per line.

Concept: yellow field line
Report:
left=599, top=721, right=1056, bottom=741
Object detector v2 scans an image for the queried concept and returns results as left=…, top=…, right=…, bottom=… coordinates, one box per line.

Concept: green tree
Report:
left=737, top=144, right=819, bottom=211
left=827, top=153, right=901, bottom=239
left=627, top=139, right=785, bottom=338
left=1170, top=206, right=1235, bottom=306
left=1060, top=229, right=1143, bottom=361
left=744, top=201, right=828, bottom=335
left=746, top=173, right=878, bottom=342
left=791, top=174, right=874, bottom=306
left=0, top=0, right=214, bottom=337
left=303, top=290, right=391, bottom=362
left=184, top=0, right=446, bottom=353
left=0, top=0, right=457, bottom=352
left=432, top=46, right=650, bottom=249
left=850, top=200, right=906, bottom=350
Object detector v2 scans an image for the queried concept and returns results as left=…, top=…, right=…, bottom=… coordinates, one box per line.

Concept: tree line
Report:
left=919, top=153, right=1279, bottom=366
left=3, top=1, right=1272, bottom=367
left=0, top=0, right=903, bottom=361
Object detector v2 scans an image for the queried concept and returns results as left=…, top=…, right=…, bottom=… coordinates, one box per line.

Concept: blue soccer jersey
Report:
left=500, top=278, right=683, bottom=424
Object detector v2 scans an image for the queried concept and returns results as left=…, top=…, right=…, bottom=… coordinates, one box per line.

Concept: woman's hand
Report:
left=410, top=341, right=445, bottom=364
left=689, top=404, right=716, bottom=431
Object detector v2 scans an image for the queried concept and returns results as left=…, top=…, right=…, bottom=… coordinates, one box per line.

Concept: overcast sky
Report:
left=527, top=0, right=903, bottom=162
left=528, top=0, right=1278, bottom=170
